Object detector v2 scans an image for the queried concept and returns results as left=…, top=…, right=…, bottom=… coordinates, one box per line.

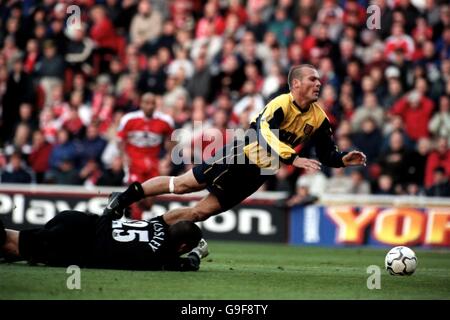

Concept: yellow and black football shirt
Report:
left=244, top=93, right=346, bottom=169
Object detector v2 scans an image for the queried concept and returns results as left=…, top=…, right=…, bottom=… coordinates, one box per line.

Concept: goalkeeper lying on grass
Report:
left=0, top=201, right=209, bottom=271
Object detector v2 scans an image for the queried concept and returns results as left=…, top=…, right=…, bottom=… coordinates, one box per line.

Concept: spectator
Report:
left=90, top=5, right=121, bottom=73
left=137, top=55, right=167, bottom=95
left=79, top=159, right=103, bottom=187
left=1, top=151, right=33, bottom=184
left=46, top=157, right=81, bottom=185
left=349, top=168, right=371, bottom=194
left=382, top=72, right=404, bottom=109
left=237, top=32, right=263, bottom=72
left=48, top=17, right=66, bottom=55
left=294, top=170, right=328, bottom=199
left=97, top=156, right=125, bottom=187
left=130, top=0, right=163, bottom=49
left=390, top=89, right=434, bottom=141
left=268, top=7, right=294, bottom=48
left=167, top=47, right=194, bottom=80
left=61, top=107, right=85, bottom=139
left=65, top=24, right=95, bottom=75
left=426, top=166, right=450, bottom=197
left=352, top=117, right=383, bottom=164
left=326, top=167, right=353, bottom=194
left=78, top=124, right=107, bottom=167
left=318, top=57, right=340, bottom=92
left=16, top=103, right=39, bottom=133
left=48, top=129, right=78, bottom=172
left=195, top=1, right=225, bottom=38
left=425, top=137, right=450, bottom=187
left=28, top=130, right=53, bottom=184
left=377, top=130, right=412, bottom=187
left=374, top=174, right=395, bottom=195
left=2, top=57, right=33, bottom=141
left=285, top=178, right=319, bottom=208
left=351, top=93, right=385, bottom=131
left=162, top=75, right=189, bottom=113
left=186, top=54, right=212, bottom=100
left=4, top=123, right=32, bottom=158
left=35, top=40, right=65, bottom=107
left=143, top=19, right=176, bottom=55
left=429, top=95, right=450, bottom=144
left=23, top=39, right=40, bottom=74
left=245, top=11, right=267, bottom=43
left=408, top=137, right=432, bottom=186
left=233, top=80, right=265, bottom=121
left=68, top=91, right=91, bottom=128
left=384, top=23, right=415, bottom=62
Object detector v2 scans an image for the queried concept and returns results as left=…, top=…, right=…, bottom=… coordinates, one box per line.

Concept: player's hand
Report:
left=292, top=157, right=321, bottom=172
left=103, top=192, right=126, bottom=219
left=342, top=151, right=367, bottom=167
left=190, top=239, right=209, bottom=259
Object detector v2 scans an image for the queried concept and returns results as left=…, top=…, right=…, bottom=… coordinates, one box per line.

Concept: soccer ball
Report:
left=385, top=246, right=418, bottom=276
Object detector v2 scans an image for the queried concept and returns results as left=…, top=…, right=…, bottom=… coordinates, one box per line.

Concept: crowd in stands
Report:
left=0, top=0, right=449, bottom=201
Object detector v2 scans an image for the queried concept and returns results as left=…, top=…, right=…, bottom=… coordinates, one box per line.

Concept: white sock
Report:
left=169, top=176, right=175, bottom=193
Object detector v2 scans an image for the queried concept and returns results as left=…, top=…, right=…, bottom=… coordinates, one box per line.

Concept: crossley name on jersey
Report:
left=148, top=219, right=166, bottom=252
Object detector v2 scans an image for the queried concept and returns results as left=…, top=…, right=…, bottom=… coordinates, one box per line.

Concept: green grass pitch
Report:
left=1, top=241, right=449, bottom=300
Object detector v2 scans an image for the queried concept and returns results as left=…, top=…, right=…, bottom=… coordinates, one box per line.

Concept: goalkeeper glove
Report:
left=189, top=238, right=209, bottom=259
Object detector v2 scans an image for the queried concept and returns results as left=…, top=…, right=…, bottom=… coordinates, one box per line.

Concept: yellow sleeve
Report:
left=254, top=98, right=297, bottom=164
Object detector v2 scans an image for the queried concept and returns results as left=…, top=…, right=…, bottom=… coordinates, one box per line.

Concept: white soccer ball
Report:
left=385, top=246, right=418, bottom=276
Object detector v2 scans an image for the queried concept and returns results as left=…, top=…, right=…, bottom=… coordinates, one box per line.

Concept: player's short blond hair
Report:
left=287, top=64, right=317, bottom=90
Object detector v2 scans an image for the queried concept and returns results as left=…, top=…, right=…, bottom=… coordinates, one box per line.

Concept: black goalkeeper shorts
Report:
left=19, top=210, right=99, bottom=267
left=192, top=144, right=270, bottom=210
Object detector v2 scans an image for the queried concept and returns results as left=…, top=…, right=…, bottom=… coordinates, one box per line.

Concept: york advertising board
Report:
left=290, top=205, right=450, bottom=248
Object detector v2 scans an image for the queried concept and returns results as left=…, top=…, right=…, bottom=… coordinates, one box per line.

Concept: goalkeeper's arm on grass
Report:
left=163, top=239, right=209, bottom=271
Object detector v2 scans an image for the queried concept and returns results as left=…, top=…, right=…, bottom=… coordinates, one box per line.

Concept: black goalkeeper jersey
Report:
left=89, top=215, right=199, bottom=271
left=18, top=211, right=200, bottom=271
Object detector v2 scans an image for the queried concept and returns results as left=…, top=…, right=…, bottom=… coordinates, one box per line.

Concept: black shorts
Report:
left=19, top=210, right=100, bottom=267
left=192, top=143, right=270, bottom=210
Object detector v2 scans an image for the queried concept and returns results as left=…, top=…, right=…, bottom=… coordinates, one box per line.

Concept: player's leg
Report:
left=163, top=192, right=223, bottom=225
left=3, top=230, right=20, bottom=257
left=0, top=219, right=5, bottom=247
left=104, top=169, right=206, bottom=219
left=1, top=220, right=20, bottom=259
left=128, top=169, right=158, bottom=220
left=141, top=169, right=206, bottom=196
left=0, top=219, right=21, bottom=259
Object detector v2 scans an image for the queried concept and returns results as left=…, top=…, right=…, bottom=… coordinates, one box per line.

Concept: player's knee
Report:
left=190, top=207, right=213, bottom=222
left=173, top=178, right=191, bottom=194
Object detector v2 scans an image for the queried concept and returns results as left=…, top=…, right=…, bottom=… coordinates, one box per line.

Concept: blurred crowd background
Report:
left=0, top=0, right=449, bottom=203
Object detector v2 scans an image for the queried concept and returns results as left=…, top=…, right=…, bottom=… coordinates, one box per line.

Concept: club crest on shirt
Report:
left=303, top=123, right=313, bottom=136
